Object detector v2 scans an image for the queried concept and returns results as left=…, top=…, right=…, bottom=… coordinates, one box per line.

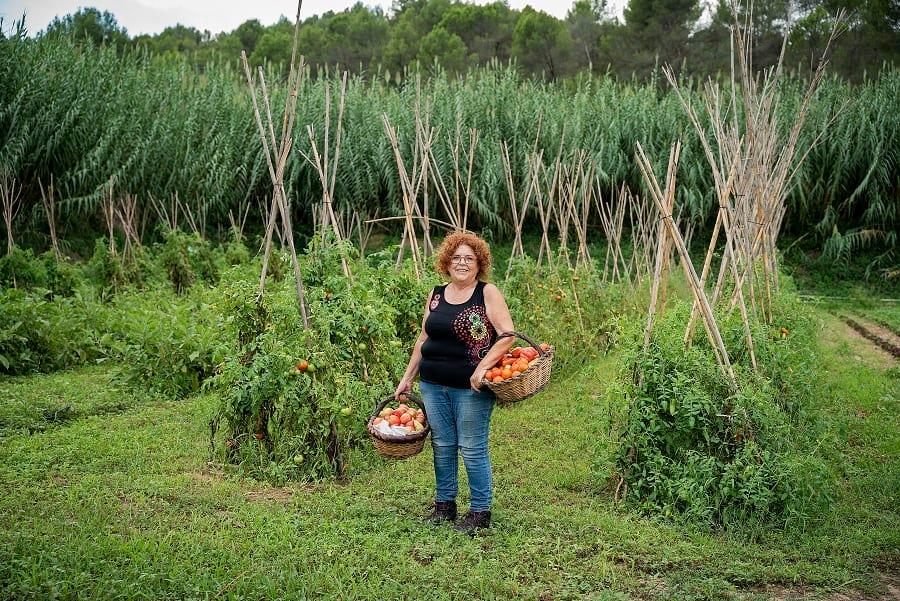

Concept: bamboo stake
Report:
left=382, top=114, right=423, bottom=279
left=38, top=176, right=60, bottom=259
left=636, top=141, right=737, bottom=390
left=240, top=9, right=310, bottom=329
left=0, top=173, right=21, bottom=256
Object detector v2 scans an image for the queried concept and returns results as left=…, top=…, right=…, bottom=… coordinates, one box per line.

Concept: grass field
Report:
left=0, top=303, right=897, bottom=600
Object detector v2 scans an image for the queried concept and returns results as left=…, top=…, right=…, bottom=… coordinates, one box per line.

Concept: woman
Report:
left=394, top=231, right=514, bottom=535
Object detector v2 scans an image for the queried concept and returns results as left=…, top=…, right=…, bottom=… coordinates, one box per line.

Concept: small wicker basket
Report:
left=366, top=392, right=431, bottom=459
left=482, top=331, right=554, bottom=405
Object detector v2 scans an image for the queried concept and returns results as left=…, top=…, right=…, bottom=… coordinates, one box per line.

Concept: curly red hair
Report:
left=434, top=232, right=493, bottom=281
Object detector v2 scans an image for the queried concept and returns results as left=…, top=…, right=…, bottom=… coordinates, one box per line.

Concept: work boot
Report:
left=453, top=510, right=491, bottom=535
left=426, top=500, right=457, bottom=525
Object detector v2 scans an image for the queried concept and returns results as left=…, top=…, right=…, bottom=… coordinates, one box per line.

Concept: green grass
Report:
left=0, top=364, right=142, bottom=438
left=0, top=305, right=897, bottom=600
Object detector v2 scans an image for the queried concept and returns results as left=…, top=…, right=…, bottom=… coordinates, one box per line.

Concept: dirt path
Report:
left=819, top=312, right=899, bottom=370
left=842, top=314, right=900, bottom=360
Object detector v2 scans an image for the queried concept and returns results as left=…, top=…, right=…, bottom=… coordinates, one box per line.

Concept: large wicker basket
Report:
left=366, top=392, right=431, bottom=459
left=482, top=331, right=554, bottom=405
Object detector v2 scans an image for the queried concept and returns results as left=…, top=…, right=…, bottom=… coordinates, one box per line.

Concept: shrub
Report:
left=604, top=292, right=833, bottom=528
left=40, top=252, right=85, bottom=298
left=84, top=238, right=128, bottom=299
left=0, top=247, right=48, bottom=290
left=0, top=289, right=106, bottom=374
left=502, top=256, right=636, bottom=373
left=106, top=287, right=230, bottom=398
left=208, top=240, right=427, bottom=484
left=156, top=229, right=221, bottom=295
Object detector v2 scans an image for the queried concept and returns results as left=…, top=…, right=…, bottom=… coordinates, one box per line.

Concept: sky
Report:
left=1, top=1, right=626, bottom=37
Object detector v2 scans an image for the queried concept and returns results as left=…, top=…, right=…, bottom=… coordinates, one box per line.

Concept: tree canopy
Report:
left=32, top=0, right=900, bottom=82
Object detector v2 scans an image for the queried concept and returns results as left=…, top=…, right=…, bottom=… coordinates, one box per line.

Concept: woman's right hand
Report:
left=394, top=378, right=411, bottom=400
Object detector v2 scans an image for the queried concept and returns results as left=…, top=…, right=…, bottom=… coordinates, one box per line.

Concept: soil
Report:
left=819, top=311, right=897, bottom=370
left=842, top=315, right=900, bottom=360
left=244, top=488, right=293, bottom=503
left=760, top=572, right=900, bottom=600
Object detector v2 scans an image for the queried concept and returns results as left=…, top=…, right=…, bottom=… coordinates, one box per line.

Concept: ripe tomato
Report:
left=388, top=415, right=400, bottom=426
left=539, top=342, right=551, bottom=352
left=296, top=360, right=309, bottom=372
left=492, top=375, right=503, bottom=383
left=392, top=408, right=404, bottom=417
left=400, top=413, right=412, bottom=424
left=511, top=348, right=522, bottom=358
left=501, top=368, right=513, bottom=380
left=373, top=417, right=383, bottom=425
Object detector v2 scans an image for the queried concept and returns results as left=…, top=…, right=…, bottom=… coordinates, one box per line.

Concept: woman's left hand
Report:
left=470, top=367, right=487, bottom=391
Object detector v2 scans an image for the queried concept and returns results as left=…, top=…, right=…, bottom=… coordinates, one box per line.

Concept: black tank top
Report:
left=420, top=281, right=498, bottom=389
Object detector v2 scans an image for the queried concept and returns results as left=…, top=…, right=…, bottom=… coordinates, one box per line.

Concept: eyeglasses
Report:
left=451, top=255, right=477, bottom=265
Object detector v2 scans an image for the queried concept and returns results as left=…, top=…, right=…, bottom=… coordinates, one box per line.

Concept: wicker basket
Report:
left=366, top=392, right=431, bottom=459
left=482, top=331, right=554, bottom=405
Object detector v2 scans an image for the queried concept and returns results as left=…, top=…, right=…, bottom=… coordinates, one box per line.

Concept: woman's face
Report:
left=449, top=243, right=479, bottom=285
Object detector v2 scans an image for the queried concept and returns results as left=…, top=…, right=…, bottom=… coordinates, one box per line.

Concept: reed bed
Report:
left=1, top=32, right=897, bottom=261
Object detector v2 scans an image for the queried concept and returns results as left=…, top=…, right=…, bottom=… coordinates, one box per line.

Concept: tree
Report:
left=417, top=26, right=468, bottom=74
left=790, top=0, right=900, bottom=80
left=383, top=0, right=452, bottom=73
left=567, top=0, right=605, bottom=70
left=512, top=7, right=575, bottom=78
left=234, top=19, right=265, bottom=54
left=616, top=0, right=701, bottom=76
left=251, top=28, right=293, bottom=67
left=320, top=3, right=390, bottom=70
left=693, top=0, right=795, bottom=75
left=439, top=2, right=516, bottom=64
left=150, top=25, right=203, bottom=55
left=42, top=8, right=129, bottom=49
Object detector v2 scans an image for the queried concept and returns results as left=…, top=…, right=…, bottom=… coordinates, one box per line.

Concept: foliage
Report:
left=84, top=238, right=128, bottom=299
left=156, top=229, right=221, bottom=294
left=0, top=295, right=897, bottom=599
left=0, top=247, right=87, bottom=298
left=606, top=290, right=834, bottom=528
left=0, top=247, right=48, bottom=290
left=208, top=240, right=429, bottom=484
left=2, top=30, right=898, bottom=265
left=39, top=252, right=84, bottom=298
left=502, top=255, right=639, bottom=373
left=106, top=287, right=229, bottom=398
left=0, top=289, right=106, bottom=375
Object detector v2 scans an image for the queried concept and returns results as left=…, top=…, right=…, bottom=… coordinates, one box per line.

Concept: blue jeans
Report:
left=418, top=380, right=495, bottom=512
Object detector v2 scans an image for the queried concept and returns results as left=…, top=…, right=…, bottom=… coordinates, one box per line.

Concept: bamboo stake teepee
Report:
left=240, top=1, right=309, bottom=328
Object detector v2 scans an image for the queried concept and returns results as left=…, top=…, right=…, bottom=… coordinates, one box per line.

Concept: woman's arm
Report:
left=470, top=282, right=515, bottom=391
left=394, top=291, right=433, bottom=399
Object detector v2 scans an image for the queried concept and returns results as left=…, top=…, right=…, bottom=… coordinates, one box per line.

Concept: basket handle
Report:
left=495, top=331, right=550, bottom=358
left=368, top=391, right=426, bottom=423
